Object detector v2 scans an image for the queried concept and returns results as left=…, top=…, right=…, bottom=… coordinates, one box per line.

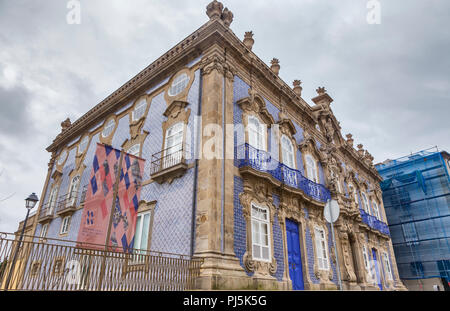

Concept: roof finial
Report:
left=270, top=58, right=280, bottom=75
left=243, top=31, right=254, bottom=50
left=206, top=0, right=223, bottom=20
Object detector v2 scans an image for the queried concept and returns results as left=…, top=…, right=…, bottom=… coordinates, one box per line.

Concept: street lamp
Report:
left=4, top=192, right=39, bottom=290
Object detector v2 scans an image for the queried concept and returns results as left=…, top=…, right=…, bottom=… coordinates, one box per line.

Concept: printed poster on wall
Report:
left=76, top=143, right=145, bottom=252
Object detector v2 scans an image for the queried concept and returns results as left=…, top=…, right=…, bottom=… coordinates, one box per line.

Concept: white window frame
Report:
left=314, top=226, right=329, bottom=270
left=361, top=192, right=370, bottom=214
left=132, top=99, right=147, bottom=121
left=305, top=154, right=319, bottom=183
left=383, top=252, right=393, bottom=280
left=60, top=216, right=71, bottom=235
left=134, top=210, right=152, bottom=254
left=102, top=119, right=116, bottom=138
left=48, top=186, right=58, bottom=214
left=362, top=245, right=373, bottom=281
left=163, top=122, right=184, bottom=169
left=281, top=135, right=296, bottom=169
left=127, top=144, right=141, bottom=157
left=372, top=201, right=380, bottom=220
left=247, top=115, right=266, bottom=152
left=168, top=73, right=189, bottom=97
left=68, top=175, right=80, bottom=207
left=251, top=203, right=271, bottom=262
left=40, top=223, right=48, bottom=238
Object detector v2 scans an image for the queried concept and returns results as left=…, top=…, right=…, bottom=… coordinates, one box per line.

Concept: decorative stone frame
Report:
left=237, top=89, right=275, bottom=152
left=299, top=134, right=325, bottom=184
left=54, top=148, right=69, bottom=173
left=128, top=95, right=151, bottom=140
left=164, top=67, right=195, bottom=106
left=99, top=114, right=119, bottom=146
left=59, top=215, right=71, bottom=237
left=306, top=207, right=335, bottom=285
left=75, top=134, right=91, bottom=170
left=151, top=101, right=191, bottom=184
left=277, top=193, right=312, bottom=288
left=238, top=182, right=278, bottom=277
left=277, top=111, right=298, bottom=169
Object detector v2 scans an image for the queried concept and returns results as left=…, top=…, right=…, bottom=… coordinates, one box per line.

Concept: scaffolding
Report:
left=376, top=147, right=450, bottom=284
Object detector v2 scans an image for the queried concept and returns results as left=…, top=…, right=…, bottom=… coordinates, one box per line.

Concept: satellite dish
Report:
left=324, top=199, right=340, bottom=223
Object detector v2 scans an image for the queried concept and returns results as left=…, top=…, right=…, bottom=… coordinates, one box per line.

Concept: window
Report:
left=57, top=150, right=67, bottom=166
left=362, top=245, right=373, bottom=281
left=52, top=258, right=64, bottom=275
left=78, top=136, right=89, bottom=154
left=305, top=155, right=319, bottom=183
left=40, top=223, right=48, bottom=238
left=48, top=187, right=58, bottom=214
left=372, top=201, right=380, bottom=220
left=132, top=99, right=147, bottom=121
left=68, top=175, right=80, bottom=207
left=134, top=211, right=151, bottom=255
left=163, top=122, right=184, bottom=169
left=248, top=116, right=266, bottom=151
left=127, top=144, right=141, bottom=157
left=281, top=135, right=295, bottom=169
left=251, top=203, right=271, bottom=262
left=168, top=73, right=189, bottom=96
left=383, top=252, right=393, bottom=280
left=314, top=227, right=329, bottom=270
left=102, top=119, right=116, bottom=138
left=60, top=216, right=71, bottom=235
left=361, top=193, right=370, bottom=214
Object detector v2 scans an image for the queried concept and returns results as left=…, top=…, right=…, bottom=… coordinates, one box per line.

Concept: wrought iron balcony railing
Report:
left=150, top=144, right=188, bottom=183
left=56, top=191, right=79, bottom=215
left=235, top=144, right=331, bottom=203
left=38, top=203, right=56, bottom=222
left=359, top=209, right=390, bottom=235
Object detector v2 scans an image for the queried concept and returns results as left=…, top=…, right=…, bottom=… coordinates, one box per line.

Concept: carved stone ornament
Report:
left=206, top=0, right=223, bottom=20
left=237, top=88, right=275, bottom=126
left=238, top=180, right=278, bottom=277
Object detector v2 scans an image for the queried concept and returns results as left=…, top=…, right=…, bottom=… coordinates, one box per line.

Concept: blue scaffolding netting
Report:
left=376, top=148, right=450, bottom=283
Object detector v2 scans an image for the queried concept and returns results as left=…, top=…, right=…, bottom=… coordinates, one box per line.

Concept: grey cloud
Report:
left=0, top=83, right=32, bottom=136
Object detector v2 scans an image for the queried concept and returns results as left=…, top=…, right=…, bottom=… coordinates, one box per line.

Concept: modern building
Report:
left=376, top=148, right=450, bottom=291
left=4, top=1, right=406, bottom=290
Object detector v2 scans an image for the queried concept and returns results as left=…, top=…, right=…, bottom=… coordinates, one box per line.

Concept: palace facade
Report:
left=21, top=1, right=406, bottom=290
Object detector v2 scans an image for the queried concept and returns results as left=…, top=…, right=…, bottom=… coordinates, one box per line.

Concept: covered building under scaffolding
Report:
left=376, top=148, right=450, bottom=291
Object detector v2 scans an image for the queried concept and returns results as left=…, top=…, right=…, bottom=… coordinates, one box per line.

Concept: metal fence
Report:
left=0, top=232, right=202, bottom=291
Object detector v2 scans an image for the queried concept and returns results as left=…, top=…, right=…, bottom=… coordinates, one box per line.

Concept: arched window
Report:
left=48, top=186, right=59, bottom=214
left=68, top=176, right=80, bottom=206
left=361, top=192, right=370, bottom=214
left=314, top=226, right=329, bottom=270
left=248, top=116, right=266, bottom=151
left=372, top=201, right=380, bottom=220
left=127, top=144, right=141, bottom=157
left=132, top=99, right=147, bottom=121
left=281, top=135, right=295, bottom=169
left=102, top=119, right=116, bottom=138
left=305, top=154, right=319, bottom=183
left=164, top=122, right=184, bottom=168
left=168, top=73, right=189, bottom=96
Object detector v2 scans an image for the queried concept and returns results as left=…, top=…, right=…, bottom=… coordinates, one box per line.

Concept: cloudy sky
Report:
left=0, top=0, right=449, bottom=233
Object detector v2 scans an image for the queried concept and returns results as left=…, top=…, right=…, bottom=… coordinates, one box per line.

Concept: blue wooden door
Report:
left=286, top=219, right=304, bottom=290
left=372, top=248, right=383, bottom=290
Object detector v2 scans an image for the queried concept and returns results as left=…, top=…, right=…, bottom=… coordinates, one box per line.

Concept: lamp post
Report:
left=4, top=193, right=39, bottom=290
